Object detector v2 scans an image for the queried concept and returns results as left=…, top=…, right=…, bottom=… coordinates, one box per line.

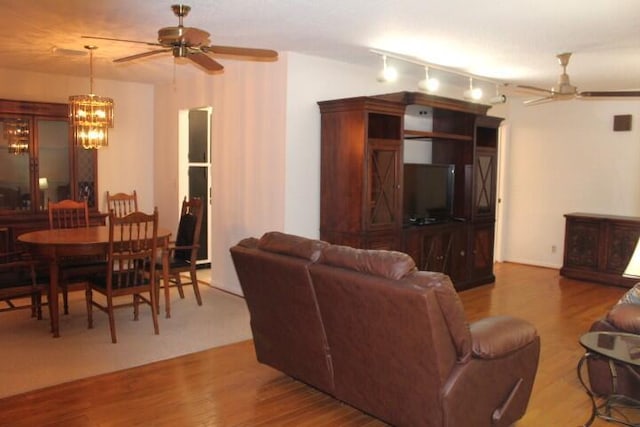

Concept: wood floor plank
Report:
left=0, top=262, right=632, bottom=426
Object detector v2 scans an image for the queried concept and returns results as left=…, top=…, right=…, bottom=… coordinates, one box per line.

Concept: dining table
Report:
left=18, top=225, right=172, bottom=337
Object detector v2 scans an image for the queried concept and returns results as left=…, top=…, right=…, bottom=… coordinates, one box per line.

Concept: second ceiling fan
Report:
left=517, top=52, right=640, bottom=105
left=83, top=4, right=278, bottom=73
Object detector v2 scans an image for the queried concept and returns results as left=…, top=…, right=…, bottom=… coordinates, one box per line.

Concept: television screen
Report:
left=403, top=163, right=455, bottom=223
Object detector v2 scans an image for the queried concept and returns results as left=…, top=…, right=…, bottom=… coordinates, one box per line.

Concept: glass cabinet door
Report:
left=367, top=140, right=402, bottom=229
left=0, top=118, right=30, bottom=211
left=473, top=147, right=497, bottom=218
left=0, top=99, right=98, bottom=213
left=37, top=119, right=70, bottom=210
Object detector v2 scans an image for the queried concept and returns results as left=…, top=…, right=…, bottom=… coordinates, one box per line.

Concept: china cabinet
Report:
left=0, top=99, right=102, bottom=250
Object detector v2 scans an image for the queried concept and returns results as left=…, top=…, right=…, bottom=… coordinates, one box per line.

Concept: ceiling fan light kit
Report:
left=83, top=4, right=278, bottom=74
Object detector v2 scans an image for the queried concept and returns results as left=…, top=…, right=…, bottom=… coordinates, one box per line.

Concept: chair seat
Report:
left=60, top=259, right=107, bottom=276
left=156, top=259, right=191, bottom=270
left=90, top=272, right=153, bottom=292
left=0, top=270, right=35, bottom=288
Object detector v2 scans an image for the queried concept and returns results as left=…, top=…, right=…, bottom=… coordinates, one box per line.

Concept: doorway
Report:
left=179, top=106, right=212, bottom=266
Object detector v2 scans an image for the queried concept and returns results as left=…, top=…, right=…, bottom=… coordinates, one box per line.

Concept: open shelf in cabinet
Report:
left=404, top=129, right=473, bottom=142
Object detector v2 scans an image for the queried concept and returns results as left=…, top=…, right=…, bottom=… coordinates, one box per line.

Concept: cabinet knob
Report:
left=460, top=250, right=465, bottom=256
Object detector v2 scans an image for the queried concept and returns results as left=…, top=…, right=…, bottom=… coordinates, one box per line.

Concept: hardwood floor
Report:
left=0, top=262, right=632, bottom=426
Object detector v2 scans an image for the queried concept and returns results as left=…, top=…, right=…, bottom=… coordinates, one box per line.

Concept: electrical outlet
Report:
left=551, top=245, right=557, bottom=253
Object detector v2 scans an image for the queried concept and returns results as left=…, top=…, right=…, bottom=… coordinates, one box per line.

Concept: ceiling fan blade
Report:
left=204, top=45, right=278, bottom=60
left=516, top=84, right=554, bottom=95
left=579, top=90, right=640, bottom=98
left=82, top=35, right=162, bottom=47
left=188, top=52, right=224, bottom=72
left=523, top=96, right=555, bottom=106
left=114, top=49, right=171, bottom=63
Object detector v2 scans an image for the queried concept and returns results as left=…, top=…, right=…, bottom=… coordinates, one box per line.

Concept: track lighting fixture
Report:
left=371, top=49, right=505, bottom=104
left=463, top=78, right=483, bottom=101
left=417, top=66, right=440, bottom=93
left=377, top=55, right=398, bottom=83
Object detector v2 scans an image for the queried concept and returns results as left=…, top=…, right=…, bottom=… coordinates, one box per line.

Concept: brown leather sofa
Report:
left=587, top=295, right=640, bottom=398
left=230, top=231, right=540, bottom=427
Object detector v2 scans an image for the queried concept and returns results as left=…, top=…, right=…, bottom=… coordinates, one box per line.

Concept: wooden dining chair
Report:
left=48, top=199, right=104, bottom=315
left=86, top=209, right=159, bottom=343
left=48, top=199, right=89, bottom=230
left=106, top=191, right=138, bottom=218
left=0, top=251, right=44, bottom=320
left=157, top=197, right=203, bottom=318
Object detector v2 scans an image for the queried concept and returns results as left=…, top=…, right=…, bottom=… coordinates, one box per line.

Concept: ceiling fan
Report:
left=82, top=4, right=278, bottom=73
left=517, top=52, right=640, bottom=105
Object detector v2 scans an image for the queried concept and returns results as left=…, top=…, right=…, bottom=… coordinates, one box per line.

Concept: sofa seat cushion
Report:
left=258, top=231, right=328, bottom=262
left=470, top=316, right=538, bottom=359
left=319, top=245, right=416, bottom=280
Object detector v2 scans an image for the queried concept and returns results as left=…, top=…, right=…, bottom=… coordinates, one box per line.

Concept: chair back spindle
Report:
left=106, top=191, right=138, bottom=218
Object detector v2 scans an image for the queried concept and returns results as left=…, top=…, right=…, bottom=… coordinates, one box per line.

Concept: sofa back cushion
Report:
left=258, top=231, right=327, bottom=262
left=319, top=244, right=416, bottom=280
left=402, top=270, right=472, bottom=362
left=230, top=232, right=333, bottom=392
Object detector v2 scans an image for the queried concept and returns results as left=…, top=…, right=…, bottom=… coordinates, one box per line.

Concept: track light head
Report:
left=463, top=78, right=483, bottom=101
left=417, top=66, right=439, bottom=92
left=489, top=94, right=507, bottom=104
left=376, top=55, right=398, bottom=83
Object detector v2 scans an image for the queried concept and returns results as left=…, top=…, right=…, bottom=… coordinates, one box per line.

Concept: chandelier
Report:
left=3, top=119, right=30, bottom=155
left=69, top=45, right=114, bottom=149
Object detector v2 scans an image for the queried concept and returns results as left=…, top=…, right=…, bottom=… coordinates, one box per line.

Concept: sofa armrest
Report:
left=470, top=316, right=538, bottom=359
left=607, top=303, right=640, bottom=334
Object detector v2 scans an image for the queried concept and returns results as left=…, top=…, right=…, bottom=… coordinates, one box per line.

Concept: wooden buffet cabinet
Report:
left=561, top=213, right=640, bottom=288
left=318, top=92, right=502, bottom=290
left=0, top=99, right=104, bottom=250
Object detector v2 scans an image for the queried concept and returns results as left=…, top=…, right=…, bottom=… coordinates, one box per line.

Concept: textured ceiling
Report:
left=0, top=0, right=638, bottom=94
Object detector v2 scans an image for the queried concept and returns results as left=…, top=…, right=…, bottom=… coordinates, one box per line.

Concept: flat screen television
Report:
left=403, top=163, right=455, bottom=224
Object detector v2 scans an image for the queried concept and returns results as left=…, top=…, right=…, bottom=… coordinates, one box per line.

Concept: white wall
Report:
left=0, top=68, right=155, bottom=213
left=500, top=98, right=640, bottom=268
left=153, top=52, right=422, bottom=295
left=154, top=59, right=288, bottom=295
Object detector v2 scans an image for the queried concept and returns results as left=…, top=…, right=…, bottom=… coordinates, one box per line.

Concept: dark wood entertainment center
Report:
left=318, top=92, right=503, bottom=290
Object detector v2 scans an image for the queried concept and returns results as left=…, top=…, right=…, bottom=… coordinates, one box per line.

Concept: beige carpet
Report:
left=0, top=271, right=252, bottom=399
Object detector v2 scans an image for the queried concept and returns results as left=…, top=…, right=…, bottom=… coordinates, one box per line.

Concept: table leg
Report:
left=578, top=352, right=640, bottom=426
left=48, top=259, right=60, bottom=338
